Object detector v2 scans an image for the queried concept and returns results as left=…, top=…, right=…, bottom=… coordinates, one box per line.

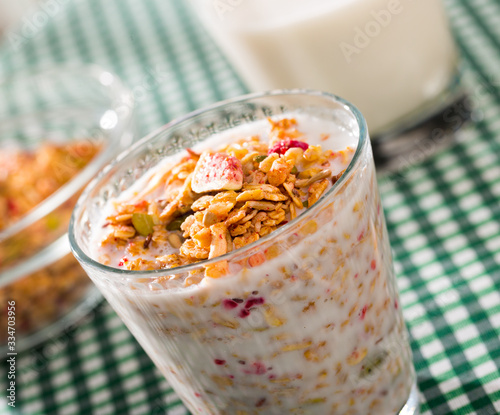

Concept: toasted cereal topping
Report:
left=0, top=140, right=101, bottom=230
left=0, top=139, right=102, bottom=341
left=100, top=118, right=354, bottom=274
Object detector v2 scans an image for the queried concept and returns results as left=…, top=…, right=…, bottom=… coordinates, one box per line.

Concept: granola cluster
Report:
left=0, top=139, right=101, bottom=343
left=0, top=140, right=100, bottom=229
left=100, top=119, right=353, bottom=276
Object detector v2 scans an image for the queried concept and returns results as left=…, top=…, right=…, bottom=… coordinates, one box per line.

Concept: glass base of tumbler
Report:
left=399, top=381, right=420, bottom=415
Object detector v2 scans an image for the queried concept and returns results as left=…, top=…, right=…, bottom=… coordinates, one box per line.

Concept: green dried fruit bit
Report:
left=254, top=155, right=267, bottom=163
left=166, top=212, right=190, bottom=231
left=166, top=217, right=184, bottom=231
left=302, top=200, right=309, bottom=208
left=291, top=165, right=298, bottom=175
left=132, top=213, right=155, bottom=236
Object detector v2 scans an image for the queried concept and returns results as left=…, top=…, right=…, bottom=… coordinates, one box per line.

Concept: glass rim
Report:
left=69, top=89, right=368, bottom=279
left=0, top=64, right=135, bottom=242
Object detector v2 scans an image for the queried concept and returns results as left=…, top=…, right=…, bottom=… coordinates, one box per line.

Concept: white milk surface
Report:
left=193, top=0, right=458, bottom=134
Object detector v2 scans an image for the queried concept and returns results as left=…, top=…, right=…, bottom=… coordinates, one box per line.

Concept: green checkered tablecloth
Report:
left=0, top=0, right=499, bottom=414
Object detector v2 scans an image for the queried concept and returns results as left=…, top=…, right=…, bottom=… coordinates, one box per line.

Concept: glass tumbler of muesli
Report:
left=70, top=90, right=419, bottom=414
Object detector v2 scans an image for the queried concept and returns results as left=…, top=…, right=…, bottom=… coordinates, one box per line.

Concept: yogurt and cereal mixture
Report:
left=91, top=117, right=415, bottom=414
left=97, top=118, right=349, bottom=276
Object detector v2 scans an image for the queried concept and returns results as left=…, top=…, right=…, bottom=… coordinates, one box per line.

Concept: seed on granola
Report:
left=295, top=170, right=332, bottom=188
left=203, top=211, right=219, bottom=227
left=131, top=213, right=156, bottom=236
left=167, top=232, right=183, bottom=249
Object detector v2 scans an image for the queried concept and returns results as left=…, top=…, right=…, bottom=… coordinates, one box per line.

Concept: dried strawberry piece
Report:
left=191, top=151, right=243, bottom=193
left=268, top=139, right=309, bottom=155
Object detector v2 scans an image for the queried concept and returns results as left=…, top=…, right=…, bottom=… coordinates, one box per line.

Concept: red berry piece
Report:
left=245, top=297, right=264, bottom=309
left=239, top=309, right=250, bottom=318
left=223, top=299, right=239, bottom=310
left=268, top=139, right=309, bottom=155
left=359, top=305, right=368, bottom=320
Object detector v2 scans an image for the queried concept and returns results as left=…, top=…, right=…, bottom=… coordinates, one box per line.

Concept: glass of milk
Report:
left=189, top=0, right=463, bottom=140
left=70, top=90, right=419, bottom=414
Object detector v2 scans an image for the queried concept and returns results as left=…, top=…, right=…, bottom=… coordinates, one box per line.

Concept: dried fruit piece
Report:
left=131, top=213, right=155, bottom=236
left=191, top=151, right=243, bottom=193
left=268, top=139, right=309, bottom=155
left=295, top=170, right=332, bottom=188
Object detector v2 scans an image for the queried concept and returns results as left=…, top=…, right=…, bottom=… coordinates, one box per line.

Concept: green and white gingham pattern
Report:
left=0, top=0, right=499, bottom=414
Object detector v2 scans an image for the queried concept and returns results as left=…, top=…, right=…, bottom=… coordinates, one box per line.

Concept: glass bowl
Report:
left=0, top=65, right=135, bottom=352
left=70, top=90, right=418, bottom=414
